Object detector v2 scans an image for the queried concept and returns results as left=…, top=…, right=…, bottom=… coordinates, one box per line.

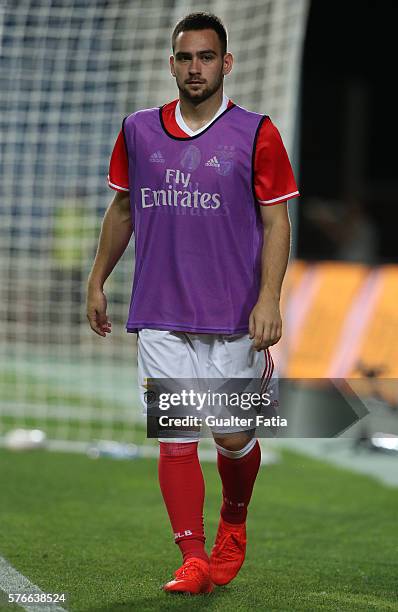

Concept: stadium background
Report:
left=1, top=0, right=396, bottom=446
left=0, top=1, right=397, bottom=610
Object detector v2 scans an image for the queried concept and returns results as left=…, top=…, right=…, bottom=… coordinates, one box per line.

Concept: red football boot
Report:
left=210, top=517, right=247, bottom=585
left=162, top=557, right=214, bottom=595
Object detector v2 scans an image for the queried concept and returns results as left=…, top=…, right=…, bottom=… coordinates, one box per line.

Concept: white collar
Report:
left=175, top=93, right=229, bottom=136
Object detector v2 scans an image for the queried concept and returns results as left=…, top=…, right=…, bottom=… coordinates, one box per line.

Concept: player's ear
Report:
left=223, top=52, right=233, bottom=76
left=170, top=55, right=176, bottom=77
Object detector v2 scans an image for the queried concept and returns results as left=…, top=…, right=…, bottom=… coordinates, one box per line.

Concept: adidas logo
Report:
left=205, top=156, right=220, bottom=168
left=149, top=150, right=165, bottom=163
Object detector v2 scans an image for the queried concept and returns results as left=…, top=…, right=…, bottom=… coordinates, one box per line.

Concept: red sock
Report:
left=158, top=441, right=208, bottom=563
left=216, top=438, right=261, bottom=524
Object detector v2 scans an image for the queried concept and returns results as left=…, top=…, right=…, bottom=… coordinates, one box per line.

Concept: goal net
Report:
left=0, top=0, right=309, bottom=449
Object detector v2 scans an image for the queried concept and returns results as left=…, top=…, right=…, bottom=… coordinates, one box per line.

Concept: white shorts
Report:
left=137, top=329, right=278, bottom=439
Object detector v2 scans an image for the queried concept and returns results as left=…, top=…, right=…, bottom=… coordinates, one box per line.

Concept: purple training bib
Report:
left=123, top=103, right=266, bottom=334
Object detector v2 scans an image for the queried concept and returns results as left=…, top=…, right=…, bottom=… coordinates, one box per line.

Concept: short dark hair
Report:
left=172, top=12, right=227, bottom=55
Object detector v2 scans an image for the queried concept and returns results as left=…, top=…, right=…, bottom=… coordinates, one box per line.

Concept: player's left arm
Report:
left=249, top=203, right=291, bottom=351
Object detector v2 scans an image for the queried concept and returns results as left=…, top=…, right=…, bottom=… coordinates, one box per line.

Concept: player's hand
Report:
left=249, top=294, right=282, bottom=351
left=86, top=286, right=112, bottom=337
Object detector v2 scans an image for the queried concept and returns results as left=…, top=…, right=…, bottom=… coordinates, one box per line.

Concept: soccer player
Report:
left=86, top=12, right=299, bottom=595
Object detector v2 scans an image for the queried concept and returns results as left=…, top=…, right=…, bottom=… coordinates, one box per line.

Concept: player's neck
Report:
left=178, top=89, right=224, bottom=132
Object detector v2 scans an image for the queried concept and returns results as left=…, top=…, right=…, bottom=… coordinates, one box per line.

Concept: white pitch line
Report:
left=0, top=556, right=67, bottom=611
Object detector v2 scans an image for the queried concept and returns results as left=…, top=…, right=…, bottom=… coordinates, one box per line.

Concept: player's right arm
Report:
left=86, top=190, right=132, bottom=337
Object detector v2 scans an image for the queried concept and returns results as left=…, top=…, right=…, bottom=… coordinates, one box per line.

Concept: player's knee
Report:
left=213, top=430, right=254, bottom=451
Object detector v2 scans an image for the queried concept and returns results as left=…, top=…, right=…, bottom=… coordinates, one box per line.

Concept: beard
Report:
left=176, top=72, right=224, bottom=105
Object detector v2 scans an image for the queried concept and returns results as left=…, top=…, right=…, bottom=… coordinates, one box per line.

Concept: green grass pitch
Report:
left=0, top=447, right=397, bottom=611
